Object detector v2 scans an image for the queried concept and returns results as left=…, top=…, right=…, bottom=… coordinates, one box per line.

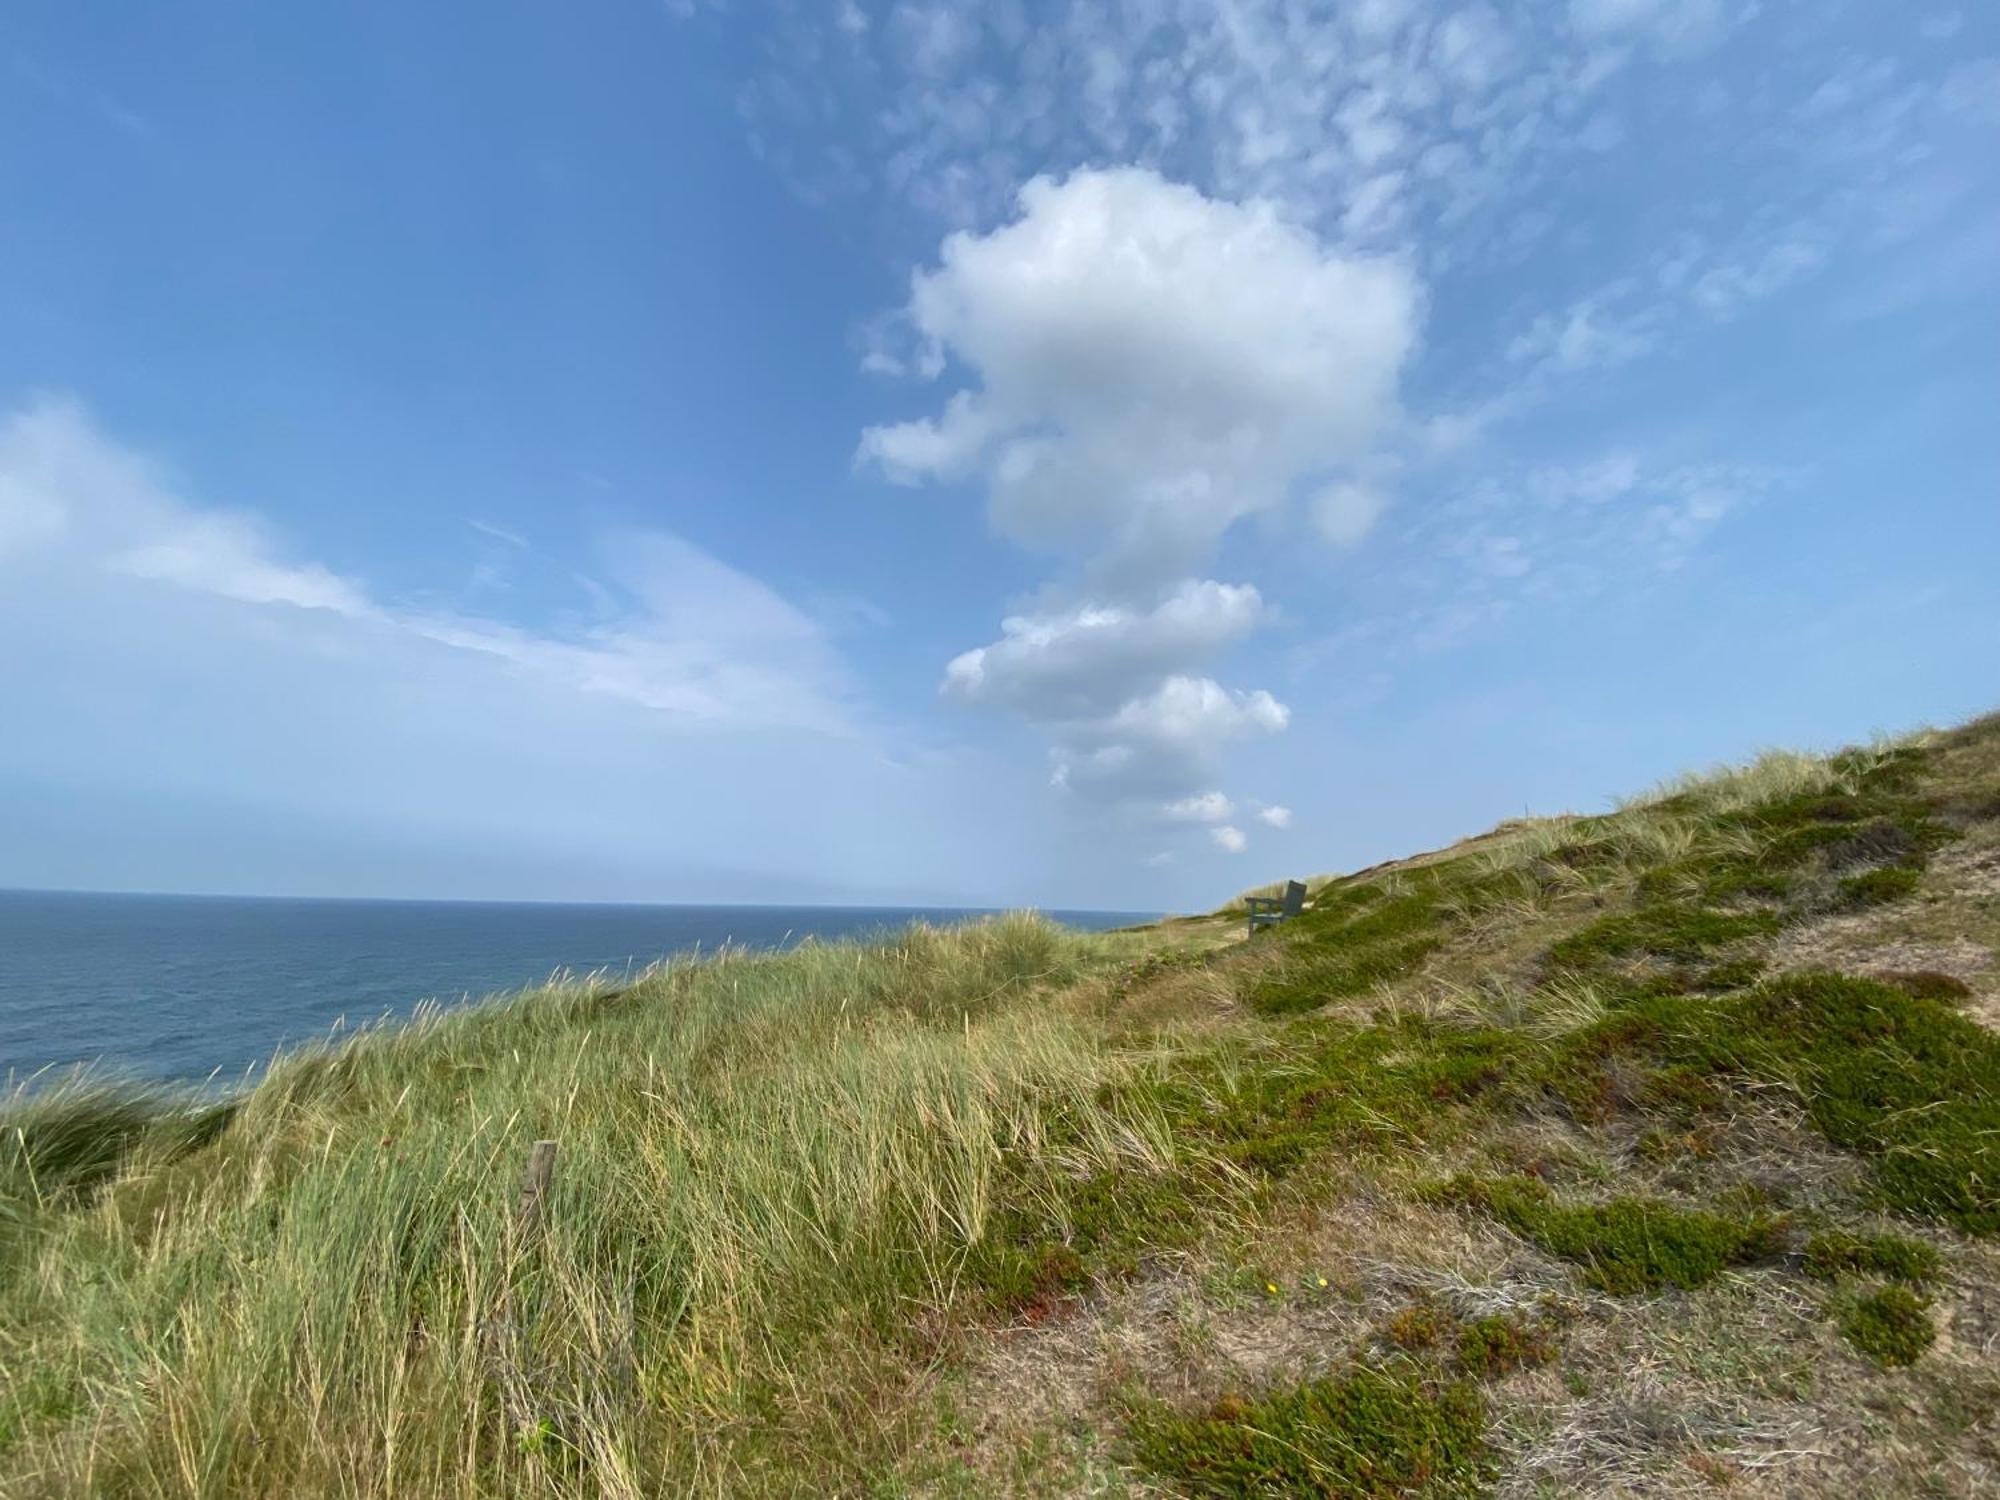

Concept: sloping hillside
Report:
left=907, top=714, right=2000, bottom=1497
left=2, top=715, right=1996, bottom=1497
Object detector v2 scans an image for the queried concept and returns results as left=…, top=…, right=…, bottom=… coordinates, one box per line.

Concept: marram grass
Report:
left=6, top=712, right=1997, bottom=1497
left=0, top=914, right=1178, bottom=1497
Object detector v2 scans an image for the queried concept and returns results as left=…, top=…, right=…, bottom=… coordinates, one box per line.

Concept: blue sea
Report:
left=0, top=891, right=1154, bottom=1084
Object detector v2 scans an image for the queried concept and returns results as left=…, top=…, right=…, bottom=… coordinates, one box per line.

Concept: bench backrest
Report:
left=1282, top=879, right=1307, bottom=917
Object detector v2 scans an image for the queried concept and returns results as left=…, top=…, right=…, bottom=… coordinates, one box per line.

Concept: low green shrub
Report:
left=1837, top=866, right=1922, bottom=907
left=1804, top=1229, right=1940, bottom=1285
left=1454, top=1313, right=1558, bottom=1378
left=1668, top=973, right=2000, bottom=1233
left=1126, top=1364, right=1490, bottom=1498
left=1384, top=1300, right=1449, bottom=1351
left=1428, top=1176, right=1783, bottom=1294
left=1839, top=1284, right=1935, bottom=1367
left=1546, top=908, right=1780, bottom=974
left=1881, top=971, right=1975, bottom=1002
left=1530, top=974, right=2000, bottom=1236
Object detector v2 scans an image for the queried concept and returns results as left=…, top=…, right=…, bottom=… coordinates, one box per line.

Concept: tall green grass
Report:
left=0, top=915, right=1175, bottom=1496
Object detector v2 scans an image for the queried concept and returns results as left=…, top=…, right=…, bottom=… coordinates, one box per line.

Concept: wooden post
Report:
left=515, top=1139, right=557, bottom=1246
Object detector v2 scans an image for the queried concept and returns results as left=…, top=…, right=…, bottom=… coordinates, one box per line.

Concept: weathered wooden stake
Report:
left=515, top=1139, right=557, bottom=1245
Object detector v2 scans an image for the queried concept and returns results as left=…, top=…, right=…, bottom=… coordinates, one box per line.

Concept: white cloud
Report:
left=0, top=396, right=1109, bottom=907
left=859, top=167, right=1419, bottom=586
left=1688, top=239, right=1825, bottom=319
left=740, top=0, right=1650, bottom=255
left=1567, top=0, right=1728, bottom=54
left=1107, top=677, right=1290, bottom=744
left=1049, top=676, right=1290, bottom=804
left=468, top=518, right=528, bottom=549
left=1529, top=454, right=1641, bottom=504
left=1506, top=292, right=1661, bottom=374
left=1433, top=7, right=1518, bottom=91
left=1161, top=791, right=1234, bottom=824
left=941, top=580, right=1267, bottom=719
left=1256, top=804, right=1294, bottom=829
left=869, top=168, right=1406, bottom=832
left=0, top=396, right=855, bottom=735
left=1210, top=824, right=1248, bottom=853
left=111, top=513, right=377, bottom=616
left=1506, top=220, right=1835, bottom=384
left=890, top=4, right=976, bottom=78
left=1313, top=482, right=1389, bottom=547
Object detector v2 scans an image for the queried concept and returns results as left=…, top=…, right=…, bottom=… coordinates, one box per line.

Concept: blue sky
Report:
left=1, top=1, right=1994, bottom=911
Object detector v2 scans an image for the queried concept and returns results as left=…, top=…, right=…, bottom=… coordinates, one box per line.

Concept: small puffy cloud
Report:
left=1050, top=676, right=1290, bottom=804
left=1161, top=790, right=1234, bottom=824
left=859, top=166, right=1419, bottom=586
left=1530, top=454, right=1641, bottom=505
left=1255, top=805, right=1293, bottom=829
left=1313, top=482, right=1388, bottom=548
left=1688, top=240, right=1825, bottom=320
left=1507, top=298, right=1660, bottom=374
left=1104, top=676, right=1289, bottom=749
left=1568, top=0, right=1726, bottom=53
left=942, top=580, right=1266, bottom=719
left=1210, top=825, right=1248, bottom=853
left=946, top=592, right=1290, bottom=816
left=1432, top=7, right=1518, bottom=92
left=890, top=4, right=976, bottom=78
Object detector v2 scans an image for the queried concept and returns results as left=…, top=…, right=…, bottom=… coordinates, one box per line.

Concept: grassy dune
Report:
left=4, top=714, right=1999, bottom=1496
left=0, top=918, right=1210, bottom=1494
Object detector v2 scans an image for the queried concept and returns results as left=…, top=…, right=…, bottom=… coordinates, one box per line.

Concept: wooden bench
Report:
left=1245, top=879, right=1307, bottom=937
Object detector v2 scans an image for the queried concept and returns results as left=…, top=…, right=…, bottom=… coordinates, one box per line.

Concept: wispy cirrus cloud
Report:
left=0, top=395, right=859, bottom=735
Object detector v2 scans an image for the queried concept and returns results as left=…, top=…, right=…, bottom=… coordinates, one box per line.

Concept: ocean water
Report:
left=0, top=890, right=1155, bottom=1084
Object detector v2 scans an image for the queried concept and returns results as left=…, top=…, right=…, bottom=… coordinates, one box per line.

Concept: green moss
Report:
left=1839, top=1284, right=1936, bottom=1367
left=1428, top=1176, right=1783, bottom=1294
left=1454, top=1313, right=1557, bottom=1378
left=1836, top=865, right=1922, bottom=907
left=1126, top=1364, right=1490, bottom=1498
left=1804, top=1229, right=1941, bottom=1284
